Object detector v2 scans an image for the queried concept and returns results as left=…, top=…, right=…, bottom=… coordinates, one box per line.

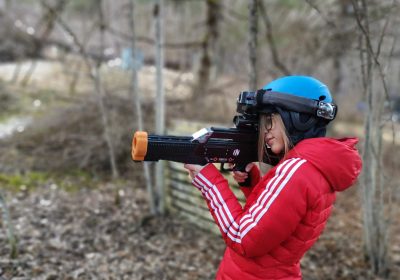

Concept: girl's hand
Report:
left=183, top=164, right=204, bottom=180
left=231, top=163, right=255, bottom=183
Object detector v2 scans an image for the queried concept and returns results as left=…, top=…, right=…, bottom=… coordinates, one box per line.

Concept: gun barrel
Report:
left=132, top=131, right=149, bottom=161
left=132, top=131, right=208, bottom=164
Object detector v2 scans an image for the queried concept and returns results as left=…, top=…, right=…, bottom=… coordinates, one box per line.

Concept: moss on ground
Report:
left=0, top=170, right=96, bottom=193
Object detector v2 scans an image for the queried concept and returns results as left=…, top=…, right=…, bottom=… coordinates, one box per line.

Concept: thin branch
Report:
left=21, top=0, right=68, bottom=85
left=42, top=0, right=119, bottom=178
left=303, top=0, right=337, bottom=28
left=41, top=2, right=92, bottom=70
left=258, top=1, right=291, bottom=76
left=376, top=15, right=390, bottom=59
left=220, top=2, right=247, bottom=22
left=106, top=26, right=203, bottom=49
left=351, top=0, right=391, bottom=101
left=386, top=36, right=398, bottom=146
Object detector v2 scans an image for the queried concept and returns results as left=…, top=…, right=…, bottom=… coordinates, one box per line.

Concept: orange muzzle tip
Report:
left=132, top=131, right=148, bottom=161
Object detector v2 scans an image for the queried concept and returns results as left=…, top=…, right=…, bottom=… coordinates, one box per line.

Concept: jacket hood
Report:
left=287, top=137, right=362, bottom=192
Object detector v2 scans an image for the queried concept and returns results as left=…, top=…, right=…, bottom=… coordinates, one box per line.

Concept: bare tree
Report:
left=129, top=0, right=156, bottom=215
left=41, top=1, right=119, bottom=179
left=351, top=0, right=396, bottom=276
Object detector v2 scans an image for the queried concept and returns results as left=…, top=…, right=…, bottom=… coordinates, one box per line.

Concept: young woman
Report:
left=184, top=76, right=362, bottom=280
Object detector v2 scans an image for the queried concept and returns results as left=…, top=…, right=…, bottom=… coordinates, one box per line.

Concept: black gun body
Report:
left=142, top=127, right=258, bottom=166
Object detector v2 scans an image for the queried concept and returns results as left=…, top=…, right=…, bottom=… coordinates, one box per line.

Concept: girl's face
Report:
left=264, top=114, right=285, bottom=155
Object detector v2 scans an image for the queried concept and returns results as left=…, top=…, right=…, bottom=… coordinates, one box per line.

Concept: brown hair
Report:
left=258, top=114, right=293, bottom=163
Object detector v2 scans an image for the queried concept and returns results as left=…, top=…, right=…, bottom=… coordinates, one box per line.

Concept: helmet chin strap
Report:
left=289, top=112, right=318, bottom=131
left=263, top=144, right=281, bottom=166
left=275, top=108, right=327, bottom=146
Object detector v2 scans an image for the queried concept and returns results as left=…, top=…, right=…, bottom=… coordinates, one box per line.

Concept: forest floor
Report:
left=0, top=177, right=399, bottom=280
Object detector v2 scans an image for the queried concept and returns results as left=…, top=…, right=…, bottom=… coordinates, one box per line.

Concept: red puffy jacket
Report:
left=191, top=137, right=362, bottom=280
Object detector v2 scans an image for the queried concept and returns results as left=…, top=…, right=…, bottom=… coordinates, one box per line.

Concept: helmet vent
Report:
left=319, top=95, right=326, bottom=101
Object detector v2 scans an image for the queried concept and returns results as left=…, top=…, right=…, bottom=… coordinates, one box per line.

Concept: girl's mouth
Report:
left=265, top=137, right=273, bottom=148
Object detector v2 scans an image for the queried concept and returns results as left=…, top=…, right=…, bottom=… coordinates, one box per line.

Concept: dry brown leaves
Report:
left=0, top=182, right=223, bottom=280
left=1, top=181, right=399, bottom=280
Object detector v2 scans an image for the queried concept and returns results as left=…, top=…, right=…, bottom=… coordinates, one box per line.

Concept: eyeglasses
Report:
left=264, top=114, right=274, bottom=131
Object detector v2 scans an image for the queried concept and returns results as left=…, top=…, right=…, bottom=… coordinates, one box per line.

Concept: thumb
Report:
left=245, top=163, right=255, bottom=172
left=184, top=163, right=194, bottom=170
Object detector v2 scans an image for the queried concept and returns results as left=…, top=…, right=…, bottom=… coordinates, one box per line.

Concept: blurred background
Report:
left=0, top=0, right=399, bottom=279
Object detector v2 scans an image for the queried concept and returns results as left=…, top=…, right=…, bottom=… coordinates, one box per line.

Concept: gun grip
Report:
left=132, top=131, right=148, bottom=161
left=239, top=176, right=251, bottom=187
left=235, top=163, right=252, bottom=187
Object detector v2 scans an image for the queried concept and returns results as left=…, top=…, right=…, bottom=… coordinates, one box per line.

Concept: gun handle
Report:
left=235, top=163, right=252, bottom=187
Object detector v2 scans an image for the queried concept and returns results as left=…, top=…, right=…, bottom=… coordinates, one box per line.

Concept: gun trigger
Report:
left=220, top=163, right=226, bottom=173
left=220, top=163, right=233, bottom=173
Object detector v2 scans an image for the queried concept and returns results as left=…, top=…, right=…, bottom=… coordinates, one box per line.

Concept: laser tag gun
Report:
left=131, top=88, right=336, bottom=184
left=131, top=92, right=281, bottom=188
left=132, top=123, right=271, bottom=174
left=131, top=116, right=278, bottom=175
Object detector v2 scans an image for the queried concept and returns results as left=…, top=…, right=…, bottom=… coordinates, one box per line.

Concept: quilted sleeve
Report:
left=192, top=158, right=309, bottom=257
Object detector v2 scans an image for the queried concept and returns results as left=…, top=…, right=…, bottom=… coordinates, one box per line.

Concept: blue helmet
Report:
left=263, top=76, right=333, bottom=103
left=261, top=76, right=337, bottom=145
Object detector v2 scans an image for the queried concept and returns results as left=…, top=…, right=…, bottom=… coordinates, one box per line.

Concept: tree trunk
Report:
left=248, top=0, right=258, bottom=90
left=154, top=0, right=166, bottom=215
left=331, top=0, right=353, bottom=96
left=193, top=0, right=221, bottom=99
left=0, top=191, right=18, bottom=259
left=129, top=0, right=157, bottom=215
